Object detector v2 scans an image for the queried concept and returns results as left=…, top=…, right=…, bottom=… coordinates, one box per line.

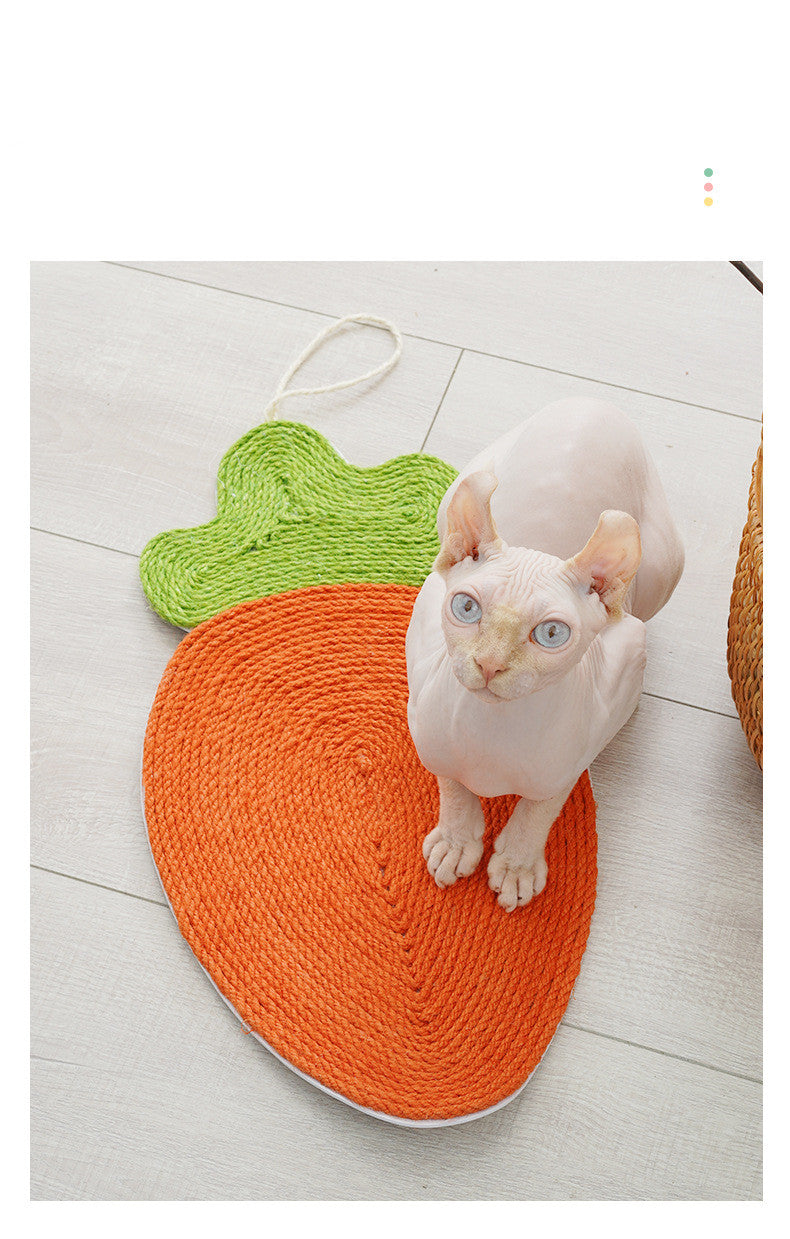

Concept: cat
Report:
left=405, top=397, right=684, bottom=911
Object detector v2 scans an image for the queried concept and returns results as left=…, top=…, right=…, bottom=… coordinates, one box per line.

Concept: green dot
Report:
left=704, top=167, right=713, bottom=177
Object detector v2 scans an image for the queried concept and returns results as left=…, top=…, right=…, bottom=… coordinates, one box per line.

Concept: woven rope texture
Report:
left=143, top=583, right=598, bottom=1122
left=727, top=434, right=763, bottom=769
left=139, top=420, right=457, bottom=629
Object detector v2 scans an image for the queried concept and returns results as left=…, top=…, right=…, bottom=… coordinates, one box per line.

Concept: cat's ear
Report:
left=567, top=510, right=642, bottom=621
left=434, top=471, right=504, bottom=573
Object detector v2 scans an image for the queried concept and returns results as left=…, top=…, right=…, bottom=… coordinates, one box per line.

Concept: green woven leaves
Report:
left=140, top=420, right=457, bottom=628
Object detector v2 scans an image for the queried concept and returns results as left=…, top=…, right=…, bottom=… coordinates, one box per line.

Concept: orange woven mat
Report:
left=143, top=583, right=597, bottom=1123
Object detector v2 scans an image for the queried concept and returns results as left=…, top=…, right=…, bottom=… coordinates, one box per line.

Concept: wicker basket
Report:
left=727, top=433, right=763, bottom=769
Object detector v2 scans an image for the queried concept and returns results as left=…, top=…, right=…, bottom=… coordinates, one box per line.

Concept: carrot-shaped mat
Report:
left=140, top=315, right=597, bottom=1125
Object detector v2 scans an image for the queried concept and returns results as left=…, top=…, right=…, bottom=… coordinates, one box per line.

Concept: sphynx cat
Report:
left=405, top=397, right=684, bottom=911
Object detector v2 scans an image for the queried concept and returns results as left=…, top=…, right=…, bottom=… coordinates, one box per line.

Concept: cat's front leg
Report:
left=423, top=776, right=485, bottom=888
left=487, top=785, right=575, bottom=911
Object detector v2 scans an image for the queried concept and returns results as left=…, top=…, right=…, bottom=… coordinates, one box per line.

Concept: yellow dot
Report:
left=704, top=197, right=713, bottom=205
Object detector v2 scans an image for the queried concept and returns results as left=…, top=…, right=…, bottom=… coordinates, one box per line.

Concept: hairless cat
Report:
left=406, top=397, right=684, bottom=911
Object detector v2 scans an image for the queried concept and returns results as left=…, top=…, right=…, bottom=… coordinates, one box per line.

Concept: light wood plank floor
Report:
left=31, top=262, right=763, bottom=1201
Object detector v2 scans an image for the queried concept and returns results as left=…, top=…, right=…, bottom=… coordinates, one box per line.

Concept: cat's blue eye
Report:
left=451, top=592, right=482, bottom=624
left=531, top=620, right=571, bottom=649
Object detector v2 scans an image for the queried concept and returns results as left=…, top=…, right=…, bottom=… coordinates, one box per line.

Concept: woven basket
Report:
left=727, top=433, right=763, bottom=769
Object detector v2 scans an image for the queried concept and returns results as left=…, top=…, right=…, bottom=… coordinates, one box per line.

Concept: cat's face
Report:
left=434, top=471, right=641, bottom=702
left=439, top=545, right=608, bottom=700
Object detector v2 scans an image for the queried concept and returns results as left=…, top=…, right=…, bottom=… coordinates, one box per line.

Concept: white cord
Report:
left=262, top=313, right=403, bottom=421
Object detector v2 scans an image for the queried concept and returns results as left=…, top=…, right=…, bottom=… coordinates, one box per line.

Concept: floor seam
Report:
left=561, top=1019, right=762, bottom=1085
left=420, top=348, right=465, bottom=452
left=104, top=262, right=762, bottom=423
left=31, top=526, right=141, bottom=560
left=31, top=864, right=168, bottom=909
left=640, top=690, right=738, bottom=721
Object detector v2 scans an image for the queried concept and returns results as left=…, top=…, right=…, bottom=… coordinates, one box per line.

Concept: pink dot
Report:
left=704, top=181, right=713, bottom=190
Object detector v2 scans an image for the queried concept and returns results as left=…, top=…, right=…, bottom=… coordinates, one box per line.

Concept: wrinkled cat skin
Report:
left=406, top=398, right=684, bottom=911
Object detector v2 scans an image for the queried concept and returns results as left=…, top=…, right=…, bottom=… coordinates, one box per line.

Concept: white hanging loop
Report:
left=262, top=313, right=403, bottom=421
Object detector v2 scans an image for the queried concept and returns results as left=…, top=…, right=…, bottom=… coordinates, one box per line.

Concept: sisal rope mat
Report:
left=139, top=419, right=457, bottom=629
left=143, top=583, right=598, bottom=1123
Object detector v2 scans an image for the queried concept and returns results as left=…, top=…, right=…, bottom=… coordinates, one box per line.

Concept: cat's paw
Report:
left=423, top=827, right=484, bottom=889
left=487, top=850, right=548, bottom=912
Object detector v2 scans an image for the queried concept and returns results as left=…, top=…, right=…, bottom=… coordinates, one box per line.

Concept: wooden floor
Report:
left=30, top=261, right=763, bottom=1201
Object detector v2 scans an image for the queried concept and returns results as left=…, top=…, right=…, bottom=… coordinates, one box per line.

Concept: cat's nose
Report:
left=475, top=657, right=507, bottom=686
